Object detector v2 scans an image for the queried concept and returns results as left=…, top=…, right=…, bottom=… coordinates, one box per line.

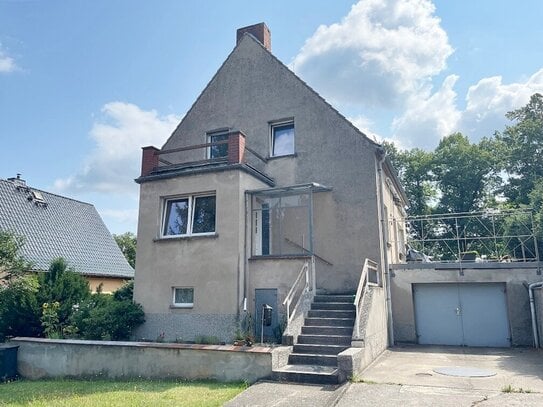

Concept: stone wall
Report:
left=11, top=337, right=274, bottom=383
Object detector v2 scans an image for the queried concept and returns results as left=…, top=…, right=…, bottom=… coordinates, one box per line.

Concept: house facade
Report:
left=0, top=175, right=134, bottom=292
left=134, top=23, right=407, bottom=348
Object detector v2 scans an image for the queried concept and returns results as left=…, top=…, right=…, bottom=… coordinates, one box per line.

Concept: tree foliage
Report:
left=113, top=232, right=137, bottom=268
left=36, top=258, right=91, bottom=326
left=497, top=93, right=543, bottom=204
left=0, top=238, right=143, bottom=342
left=433, top=133, right=499, bottom=214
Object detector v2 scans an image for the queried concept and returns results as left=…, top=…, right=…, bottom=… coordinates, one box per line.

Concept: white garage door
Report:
left=413, top=283, right=511, bottom=347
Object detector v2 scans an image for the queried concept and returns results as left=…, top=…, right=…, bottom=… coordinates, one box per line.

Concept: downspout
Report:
left=376, top=147, right=394, bottom=346
left=242, top=191, right=250, bottom=314
left=529, top=281, right=543, bottom=348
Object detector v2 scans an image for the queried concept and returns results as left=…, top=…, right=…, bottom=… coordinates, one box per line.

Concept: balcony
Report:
left=138, top=131, right=271, bottom=183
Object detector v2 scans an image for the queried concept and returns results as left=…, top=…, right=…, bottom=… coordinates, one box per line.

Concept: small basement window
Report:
left=173, top=287, right=194, bottom=308
left=271, top=121, right=294, bottom=157
left=162, top=194, right=216, bottom=237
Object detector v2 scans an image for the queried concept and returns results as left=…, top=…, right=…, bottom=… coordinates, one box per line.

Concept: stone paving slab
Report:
left=224, top=381, right=345, bottom=407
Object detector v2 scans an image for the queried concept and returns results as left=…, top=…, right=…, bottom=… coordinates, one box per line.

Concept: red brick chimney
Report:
left=141, top=146, right=159, bottom=177
left=236, top=23, right=271, bottom=52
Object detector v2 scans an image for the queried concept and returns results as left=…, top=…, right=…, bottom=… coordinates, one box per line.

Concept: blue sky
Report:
left=1, top=0, right=542, bottom=234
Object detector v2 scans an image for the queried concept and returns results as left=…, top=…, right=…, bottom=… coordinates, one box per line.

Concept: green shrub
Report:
left=37, top=258, right=91, bottom=326
left=0, top=275, right=41, bottom=341
left=71, top=290, right=144, bottom=341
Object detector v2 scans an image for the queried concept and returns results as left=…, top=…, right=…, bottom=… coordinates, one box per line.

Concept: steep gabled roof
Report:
left=0, top=178, right=134, bottom=278
left=162, top=32, right=381, bottom=150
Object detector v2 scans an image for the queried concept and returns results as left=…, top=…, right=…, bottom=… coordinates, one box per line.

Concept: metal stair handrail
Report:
left=283, top=260, right=310, bottom=323
left=354, top=258, right=379, bottom=338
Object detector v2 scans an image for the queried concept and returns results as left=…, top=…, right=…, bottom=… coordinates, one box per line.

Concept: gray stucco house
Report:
left=134, top=23, right=407, bottom=383
left=0, top=175, right=134, bottom=292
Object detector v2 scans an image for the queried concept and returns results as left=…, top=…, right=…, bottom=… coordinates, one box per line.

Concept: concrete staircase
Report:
left=272, top=293, right=355, bottom=384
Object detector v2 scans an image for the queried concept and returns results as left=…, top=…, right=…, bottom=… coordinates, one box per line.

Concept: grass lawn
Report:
left=0, top=379, right=247, bottom=407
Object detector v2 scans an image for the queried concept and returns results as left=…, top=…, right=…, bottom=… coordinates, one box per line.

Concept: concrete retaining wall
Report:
left=11, top=337, right=274, bottom=383
left=536, top=287, right=543, bottom=348
left=342, top=286, right=388, bottom=379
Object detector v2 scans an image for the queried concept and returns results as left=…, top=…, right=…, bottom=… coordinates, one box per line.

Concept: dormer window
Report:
left=271, top=121, right=294, bottom=157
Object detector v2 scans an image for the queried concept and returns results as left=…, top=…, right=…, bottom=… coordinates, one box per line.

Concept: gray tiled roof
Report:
left=0, top=178, right=134, bottom=278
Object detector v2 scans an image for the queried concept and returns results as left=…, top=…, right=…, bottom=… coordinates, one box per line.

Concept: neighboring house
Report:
left=134, top=23, right=407, bottom=383
left=0, top=175, right=134, bottom=292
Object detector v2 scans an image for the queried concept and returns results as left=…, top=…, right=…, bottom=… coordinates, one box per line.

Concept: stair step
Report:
left=302, top=326, right=353, bottom=336
left=272, top=364, right=341, bottom=385
left=308, top=310, right=355, bottom=319
left=289, top=353, right=338, bottom=366
left=312, top=302, right=355, bottom=310
left=314, top=294, right=355, bottom=303
left=293, top=344, right=349, bottom=355
left=305, top=317, right=355, bottom=327
left=297, top=334, right=352, bottom=346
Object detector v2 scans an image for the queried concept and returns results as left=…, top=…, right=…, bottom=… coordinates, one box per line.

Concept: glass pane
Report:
left=209, top=134, right=229, bottom=159
left=174, top=288, right=194, bottom=304
left=192, top=196, right=216, bottom=234
left=163, top=198, right=189, bottom=235
left=272, top=123, right=294, bottom=156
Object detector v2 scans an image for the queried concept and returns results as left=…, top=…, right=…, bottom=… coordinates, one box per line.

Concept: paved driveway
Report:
left=359, top=344, right=543, bottom=392
left=226, top=345, right=543, bottom=406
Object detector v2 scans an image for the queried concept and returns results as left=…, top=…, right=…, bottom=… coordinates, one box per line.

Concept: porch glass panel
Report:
left=251, top=191, right=312, bottom=257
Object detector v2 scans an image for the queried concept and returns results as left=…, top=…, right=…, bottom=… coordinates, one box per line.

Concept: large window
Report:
left=162, top=194, right=216, bottom=237
left=271, top=121, right=294, bottom=157
left=207, top=131, right=229, bottom=159
left=173, top=287, right=194, bottom=308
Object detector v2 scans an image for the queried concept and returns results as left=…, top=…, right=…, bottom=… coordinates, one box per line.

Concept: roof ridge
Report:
left=0, top=179, right=94, bottom=207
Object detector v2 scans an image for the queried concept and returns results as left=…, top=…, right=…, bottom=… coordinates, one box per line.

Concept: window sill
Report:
left=154, top=233, right=218, bottom=242
left=170, top=305, right=193, bottom=310
left=267, top=153, right=297, bottom=161
left=249, top=254, right=311, bottom=261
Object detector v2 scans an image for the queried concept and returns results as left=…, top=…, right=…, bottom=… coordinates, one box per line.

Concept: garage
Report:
left=413, top=283, right=511, bottom=347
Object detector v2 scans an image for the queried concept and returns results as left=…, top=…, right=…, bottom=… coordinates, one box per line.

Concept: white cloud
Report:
left=0, top=44, right=17, bottom=73
left=391, top=68, right=543, bottom=150
left=291, top=0, right=453, bottom=109
left=347, top=114, right=385, bottom=144
left=459, top=68, right=543, bottom=139
left=54, top=102, right=180, bottom=195
left=100, top=208, right=139, bottom=225
left=392, top=74, right=461, bottom=149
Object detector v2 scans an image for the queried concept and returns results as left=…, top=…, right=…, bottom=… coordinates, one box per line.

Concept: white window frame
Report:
left=206, top=131, right=229, bottom=159
left=161, top=193, right=216, bottom=238
left=270, top=120, right=295, bottom=157
left=172, top=287, right=194, bottom=308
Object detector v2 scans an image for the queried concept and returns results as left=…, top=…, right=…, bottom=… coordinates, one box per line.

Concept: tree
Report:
left=0, top=232, right=41, bottom=341
left=383, top=141, right=435, bottom=216
left=36, top=258, right=91, bottom=327
left=0, top=231, right=32, bottom=282
left=433, top=133, right=499, bottom=214
left=497, top=93, right=543, bottom=204
left=113, top=232, right=137, bottom=268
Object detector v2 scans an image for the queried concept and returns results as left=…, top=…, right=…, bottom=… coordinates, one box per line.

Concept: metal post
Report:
left=261, top=304, right=264, bottom=345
